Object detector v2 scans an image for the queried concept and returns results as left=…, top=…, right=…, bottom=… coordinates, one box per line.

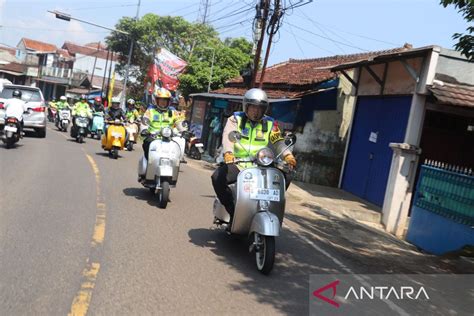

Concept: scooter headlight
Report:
left=256, top=148, right=274, bottom=166
left=161, top=127, right=172, bottom=138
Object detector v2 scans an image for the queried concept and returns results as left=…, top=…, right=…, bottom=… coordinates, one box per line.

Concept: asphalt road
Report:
left=1, top=124, right=472, bottom=315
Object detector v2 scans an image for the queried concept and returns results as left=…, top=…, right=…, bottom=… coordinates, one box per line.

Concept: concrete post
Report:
left=382, top=143, right=422, bottom=237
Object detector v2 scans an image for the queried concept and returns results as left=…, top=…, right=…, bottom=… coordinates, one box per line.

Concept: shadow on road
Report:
left=123, top=187, right=161, bottom=207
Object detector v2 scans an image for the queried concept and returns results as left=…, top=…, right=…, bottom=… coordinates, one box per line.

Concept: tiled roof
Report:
left=0, top=62, right=27, bottom=74
left=21, top=38, right=57, bottom=52
left=85, top=42, right=108, bottom=50
left=0, top=45, right=17, bottom=56
left=228, top=44, right=413, bottom=86
left=429, top=81, right=474, bottom=108
left=56, top=48, right=73, bottom=59
left=62, top=42, right=118, bottom=61
left=212, top=87, right=302, bottom=99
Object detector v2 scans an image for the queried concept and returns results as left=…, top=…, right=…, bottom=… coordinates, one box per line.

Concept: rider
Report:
left=71, top=94, right=92, bottom=132
left=56, top=96, right=70, bottom=110
left=140, top=87, right=186, bottom=160
left=211, top=88, right=297, bottom=221
left=125, top=98, right=140, bottom=122
left=4, top=89, right=26, bottom=137
left=104, top=98, right=127, bottom=141
left=92, top=96, right=105, bottom=113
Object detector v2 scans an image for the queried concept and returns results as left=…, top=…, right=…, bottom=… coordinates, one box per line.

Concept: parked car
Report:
left=0, top=85, right=47, bottom=138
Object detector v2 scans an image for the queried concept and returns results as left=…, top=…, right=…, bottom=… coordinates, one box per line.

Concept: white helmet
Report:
left=60, top=96, right=67, bottom=101
left=127, top=98, right=135, bottom=105
left=243, top=88, right=268, bottom=121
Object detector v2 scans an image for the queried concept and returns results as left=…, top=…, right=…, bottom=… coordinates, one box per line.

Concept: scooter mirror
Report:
left=228, top=131, right=241, bottom=143
left=285, top=133, right=297, bottom=146
left=181, top=120, right=189, bottom=129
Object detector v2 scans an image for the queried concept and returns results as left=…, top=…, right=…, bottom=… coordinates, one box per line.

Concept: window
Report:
left=0, top=87, right=42, bottom=102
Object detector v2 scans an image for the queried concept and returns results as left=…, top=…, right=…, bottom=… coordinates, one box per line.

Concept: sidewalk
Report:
left=190, top=157, right=474, bottom=273
left=198, top=153, right=383, bottom=228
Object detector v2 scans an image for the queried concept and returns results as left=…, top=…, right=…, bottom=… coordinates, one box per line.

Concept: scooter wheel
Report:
left=78, top=135, right=84, bottom=143
left=112, top=148, right=118, bottom=159
left=158, top=181, right=170, bottom=209
left=97, top=131, right=102, bottom=140
left=254, top=233, right=275, bottom=275
left=127, top=142, right=133, bottom=151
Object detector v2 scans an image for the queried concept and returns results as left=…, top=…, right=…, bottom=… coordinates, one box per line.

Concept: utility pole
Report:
left=101, top=48, right=110, bottom=94
left=207, top=49, right=215, bottom=93
left=88, top=41, right=101, bottom=94
left=199, top=0, right=211, bottom=24
left=251, top=0, right=270, bottom=88
left=259, top=0, right=281, bottom=87
left=121, top=0, right=141, bottom=109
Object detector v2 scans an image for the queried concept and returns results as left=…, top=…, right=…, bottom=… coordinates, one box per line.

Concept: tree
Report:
left=106, top=14, right=252, bottom=100
left=440, top=0, right=474, bottom=60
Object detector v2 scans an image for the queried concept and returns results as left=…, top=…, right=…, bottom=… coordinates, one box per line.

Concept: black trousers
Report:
left=142, top=137, right=153, bottom=160
left=211, top=164, right=292, bottom=216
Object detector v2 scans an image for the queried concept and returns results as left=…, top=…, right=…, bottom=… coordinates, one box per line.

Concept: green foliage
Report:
left=440, top=0, right=474, bottom=60
left=106, top=14, right=252, bottom=99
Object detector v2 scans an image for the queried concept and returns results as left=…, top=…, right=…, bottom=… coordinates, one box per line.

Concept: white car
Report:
left=0, top=85, right=47, bottom=138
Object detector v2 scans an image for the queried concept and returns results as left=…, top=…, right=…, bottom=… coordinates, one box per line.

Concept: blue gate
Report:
left=407, top=161, right=474, bottom=255
left=342, top=96, right=412, bottom=206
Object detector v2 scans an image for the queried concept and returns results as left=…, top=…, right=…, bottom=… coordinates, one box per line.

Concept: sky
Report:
left=0, top=0, right=469, bottom=66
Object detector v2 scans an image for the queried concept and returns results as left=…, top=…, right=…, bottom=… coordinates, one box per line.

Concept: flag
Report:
left=108, top=71, right=115, bottom=106
left=146, top=47, right=187, bottom=92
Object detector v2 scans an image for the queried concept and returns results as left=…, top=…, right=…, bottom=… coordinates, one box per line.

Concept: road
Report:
left=0, top=124, right=472, bottom=315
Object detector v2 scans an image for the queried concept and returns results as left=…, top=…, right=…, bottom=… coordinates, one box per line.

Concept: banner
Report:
left=108, top=71, right=115, bottom=106
left=146, top=47, right=187, bottom=92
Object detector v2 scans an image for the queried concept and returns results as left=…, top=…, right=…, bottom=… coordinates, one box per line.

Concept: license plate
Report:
left=250, top=188, right=280, bottom=202
left=4, top=126, right=17, bottom=132
left=195, top=143, right=204, bottom=147
left=112, top=132, right=122, bottom=138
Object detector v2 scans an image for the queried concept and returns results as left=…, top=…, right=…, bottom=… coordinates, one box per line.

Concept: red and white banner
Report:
left=146, top=48, right=187, bottom=92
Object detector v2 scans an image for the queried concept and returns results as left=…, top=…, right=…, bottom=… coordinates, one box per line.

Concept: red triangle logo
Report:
left=313, top=280, right=340, bottom=308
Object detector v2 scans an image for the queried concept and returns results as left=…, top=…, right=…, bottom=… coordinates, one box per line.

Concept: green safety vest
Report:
left=147, top=108, right=176, bottom=133
left=234, top=114, right=273, bottom=160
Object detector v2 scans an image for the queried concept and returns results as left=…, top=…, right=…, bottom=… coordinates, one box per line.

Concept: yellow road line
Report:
left=69, top=153, right=106, bottom=316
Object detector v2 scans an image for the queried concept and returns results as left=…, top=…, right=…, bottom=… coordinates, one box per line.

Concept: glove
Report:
left=140, top=129, right=150, bottom=137
left=284, top=153, right=296, bottom=170
left=224, top=152, right=235, bottom=164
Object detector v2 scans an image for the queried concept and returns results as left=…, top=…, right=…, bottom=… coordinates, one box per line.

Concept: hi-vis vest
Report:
left=234, top=112, right=273, bottom=159
left=146, top=108, right=176, bottom=132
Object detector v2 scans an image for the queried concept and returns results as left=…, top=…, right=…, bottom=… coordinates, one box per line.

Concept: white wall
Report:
left=73, top=54, right=122, bottom=81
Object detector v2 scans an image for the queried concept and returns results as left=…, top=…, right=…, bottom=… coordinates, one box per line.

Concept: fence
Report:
left=413, top=160, right=473, bottom=226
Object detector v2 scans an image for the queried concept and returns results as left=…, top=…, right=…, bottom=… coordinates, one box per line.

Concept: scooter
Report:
left=101, top=119, right=126, bottom=159
left=124, top=118, right=140, bottom=151
left=47, top=106, right=57, bottom=123
left=90, top=111, right=105, bottom=140
left=138, top=127, right=181, bottom=209
left=56, top=108, right=71, bottom=132
left=2, top=116, right=21, bottom=148
left=71, top=114, right=90, bottom=143
left=212, top=131, right=296, bottom=275
left=183, top=130, right=204, bottom=160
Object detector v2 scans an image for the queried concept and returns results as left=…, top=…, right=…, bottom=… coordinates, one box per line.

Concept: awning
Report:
left=0, top=69, right=24, bottom=76
left=428, top=81, right=474, bottom=108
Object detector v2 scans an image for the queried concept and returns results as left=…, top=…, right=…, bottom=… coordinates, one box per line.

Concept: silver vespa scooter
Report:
left=213, top=131, right=296, bottom=274
left=138, top=126, right=181, bottom=208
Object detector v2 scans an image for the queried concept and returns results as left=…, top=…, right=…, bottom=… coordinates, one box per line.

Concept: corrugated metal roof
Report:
left=189, top=92, right=299, bottom=102
left=428, top=81, right=474, bottom=108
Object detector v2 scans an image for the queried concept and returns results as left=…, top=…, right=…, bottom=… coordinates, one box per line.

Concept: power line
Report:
left=298, top=11, right=346, bottom=53
left=0, top=25, right=108, bottom=34
left=285, top=21, right=370, bottom=51
left=295, top=10, right=400, bottom=46
left=207, top=3, right=254, bottom=23
left=282, top=27, right=336, bottom=55
left=67, top=3, right=137, bottom=11
left=287, top=23, right=305, bottom=57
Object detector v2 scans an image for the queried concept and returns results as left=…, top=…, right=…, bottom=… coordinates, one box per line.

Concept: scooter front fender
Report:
left=249, top=211, right=280, bottom=237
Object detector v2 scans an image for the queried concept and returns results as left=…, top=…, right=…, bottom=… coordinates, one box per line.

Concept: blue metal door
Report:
left=342, top=96, right=412, bottom=206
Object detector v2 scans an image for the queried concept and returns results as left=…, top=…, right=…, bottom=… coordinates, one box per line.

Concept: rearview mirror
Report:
left=228, top=131, right=241, bottom=143
left=181, top=120, right=189, bottom=129
left=285, top=132, right=297, bottom=146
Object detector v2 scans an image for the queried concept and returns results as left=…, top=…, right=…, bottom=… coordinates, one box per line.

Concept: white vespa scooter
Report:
left=138, top=126, right=181, bottom=208
left=213, top=131, right=296, bottom=274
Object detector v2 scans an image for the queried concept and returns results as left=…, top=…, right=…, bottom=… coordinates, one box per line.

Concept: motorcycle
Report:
left=56, top=108, right=71, bottom=132
left=212, top=131, right=296, bottom=275
left=71, top=114, right=90, bottom=143
left=90, top=111, right=105, bottom=140
left=101, top=119, right=126, bottom=159
left=2, top=116, right=21, bottom=148
left=182, top=130, right=204, bottom=160
left=124, top=118, right=140, bottom=151
left=47, top=106, right=57, bottom=123
left=138, top=126, right=181, bottom=209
